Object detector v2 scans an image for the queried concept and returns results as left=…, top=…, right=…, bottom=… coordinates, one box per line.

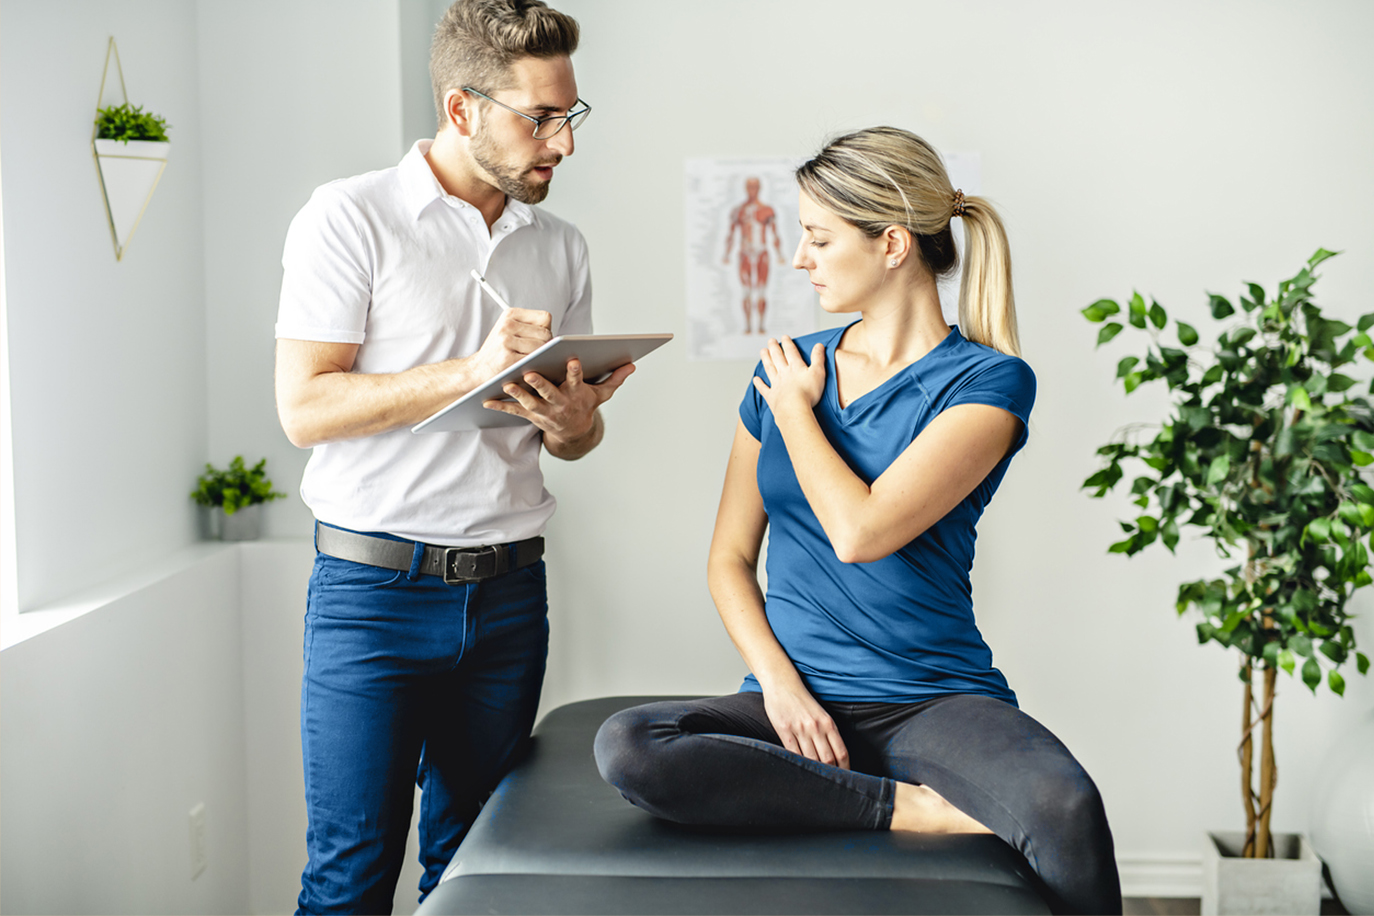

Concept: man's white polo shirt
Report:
left=276, top=140, right=592, bottom=546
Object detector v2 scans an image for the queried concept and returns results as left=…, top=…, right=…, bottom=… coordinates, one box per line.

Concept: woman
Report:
left=594, top=127, right=1120, bottom=915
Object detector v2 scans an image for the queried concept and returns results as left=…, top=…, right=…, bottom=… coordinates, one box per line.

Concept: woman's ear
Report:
left=883, top=226, right=913, bottom=268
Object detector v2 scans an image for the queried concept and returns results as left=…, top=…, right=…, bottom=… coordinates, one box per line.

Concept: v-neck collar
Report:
left=828, top=323, right=961, bottom=421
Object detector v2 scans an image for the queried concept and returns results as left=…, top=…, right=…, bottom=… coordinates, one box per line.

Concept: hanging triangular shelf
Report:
left=91, top=38, right=170, bottom=261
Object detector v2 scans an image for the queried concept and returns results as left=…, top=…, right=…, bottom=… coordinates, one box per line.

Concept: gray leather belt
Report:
left=314, top=522, right=544, bottom=585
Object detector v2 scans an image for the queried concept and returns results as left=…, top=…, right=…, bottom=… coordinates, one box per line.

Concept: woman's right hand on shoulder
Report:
left=762, top=683, right=850, bottom=770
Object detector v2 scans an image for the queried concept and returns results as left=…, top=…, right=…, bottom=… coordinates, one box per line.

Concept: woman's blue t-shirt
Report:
left=738, top=322, right=1035, bottom=706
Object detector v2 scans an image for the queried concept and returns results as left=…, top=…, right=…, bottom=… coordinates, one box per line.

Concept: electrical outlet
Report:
left=189, top=803, right=208, bottom=880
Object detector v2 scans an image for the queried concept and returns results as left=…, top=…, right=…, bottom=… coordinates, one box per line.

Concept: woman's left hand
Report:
left=753, top=337, right=826, bottom=418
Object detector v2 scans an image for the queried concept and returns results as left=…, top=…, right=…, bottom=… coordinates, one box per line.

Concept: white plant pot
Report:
left=92, top=138, right=170, bottom=260
left=1201, top=831, right=1321, bottom=916
left=217, top=503, right=263, bottom=542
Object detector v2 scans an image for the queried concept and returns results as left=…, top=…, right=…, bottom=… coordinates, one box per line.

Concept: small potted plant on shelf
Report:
left=191, top=456, right=286, bottom=542
left=1081, top=249, right=1372, bottom=915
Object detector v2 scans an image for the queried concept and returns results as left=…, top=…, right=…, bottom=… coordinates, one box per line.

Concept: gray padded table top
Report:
left=417, top=696, right=1051, bottom=915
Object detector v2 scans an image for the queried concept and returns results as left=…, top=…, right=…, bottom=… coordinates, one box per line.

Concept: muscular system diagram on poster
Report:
left=722, top=176, right=785, bottom=335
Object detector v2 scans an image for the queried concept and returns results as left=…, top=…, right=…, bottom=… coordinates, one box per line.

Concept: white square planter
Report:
left=1202, top=831, right=1321, bottom=916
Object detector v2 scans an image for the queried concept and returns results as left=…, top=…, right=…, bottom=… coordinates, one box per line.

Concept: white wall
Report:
left=0, top=0, right=208, bottom=610
left=0, top=545, right=249, bottom=915
left=239, top=540, right=313, bottom=916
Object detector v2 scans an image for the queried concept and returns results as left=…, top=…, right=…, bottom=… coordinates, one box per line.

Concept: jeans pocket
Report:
left=314, top=554, right=409, bottom=591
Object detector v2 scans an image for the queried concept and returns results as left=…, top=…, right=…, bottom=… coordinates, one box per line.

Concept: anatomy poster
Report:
left=685, top=159, right=813, bottom=361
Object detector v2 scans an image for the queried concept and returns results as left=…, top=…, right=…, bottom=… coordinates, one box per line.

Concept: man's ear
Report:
left=442, top=88, right=476, bottom=136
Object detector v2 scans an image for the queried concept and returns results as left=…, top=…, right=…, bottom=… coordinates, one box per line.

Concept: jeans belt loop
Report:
left=407, top=541, right=425, bottom=581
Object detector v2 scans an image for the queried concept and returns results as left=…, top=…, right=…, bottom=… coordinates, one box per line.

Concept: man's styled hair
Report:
left=430, top=0, right=580, bottom=125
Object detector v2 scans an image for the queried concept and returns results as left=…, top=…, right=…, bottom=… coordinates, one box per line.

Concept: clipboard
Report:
left=412, top=333, right=674, bottom=432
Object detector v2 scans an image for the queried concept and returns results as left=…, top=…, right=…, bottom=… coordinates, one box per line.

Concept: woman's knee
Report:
left=593, top=706, right=662, bottom=795
left=595, top=703, right=708, bottom=822
left=1024, top=763, right=1111, bottom=845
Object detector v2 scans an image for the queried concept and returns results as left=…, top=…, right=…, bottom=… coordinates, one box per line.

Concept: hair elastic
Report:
left=951, top=189, right=967, bottom=218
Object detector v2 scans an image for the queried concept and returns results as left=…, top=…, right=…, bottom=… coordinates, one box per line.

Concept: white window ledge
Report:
left=0, top=539, right=308, bottom=651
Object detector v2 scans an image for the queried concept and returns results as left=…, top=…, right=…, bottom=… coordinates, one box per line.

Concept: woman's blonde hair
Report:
left=795, top=126, right=1020, bottom=357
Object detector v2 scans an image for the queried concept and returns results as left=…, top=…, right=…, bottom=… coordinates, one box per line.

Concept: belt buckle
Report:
left=442, top=544, right=509, bottom=584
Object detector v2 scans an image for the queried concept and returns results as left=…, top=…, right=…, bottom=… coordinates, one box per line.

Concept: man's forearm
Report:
left=277, top=352, right=487, bottom=448
left=277, top=309, right=559, bottom=449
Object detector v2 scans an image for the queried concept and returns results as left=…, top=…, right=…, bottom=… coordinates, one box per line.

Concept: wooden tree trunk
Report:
left=1256, top=665, right=1278, bottom=858
left=1240, top=663, right=1257, bottom=856
left=1239, top=660, right=1278, bottom=858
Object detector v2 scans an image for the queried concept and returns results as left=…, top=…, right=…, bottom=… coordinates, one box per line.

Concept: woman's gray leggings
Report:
left=594, top=691, right=1121, bottom=916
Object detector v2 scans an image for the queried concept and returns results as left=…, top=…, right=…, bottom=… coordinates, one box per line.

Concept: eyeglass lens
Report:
left=532, top=107, right=590, bottom=140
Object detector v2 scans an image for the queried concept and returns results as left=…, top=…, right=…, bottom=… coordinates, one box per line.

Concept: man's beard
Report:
left=471, top=130, right=556, bottom=205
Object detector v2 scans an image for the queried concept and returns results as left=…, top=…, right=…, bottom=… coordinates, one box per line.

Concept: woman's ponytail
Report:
left=957, top=196, right=1020, bottom=357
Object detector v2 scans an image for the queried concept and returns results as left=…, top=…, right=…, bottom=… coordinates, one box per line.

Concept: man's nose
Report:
left=546, top=123, right=574, bottom=157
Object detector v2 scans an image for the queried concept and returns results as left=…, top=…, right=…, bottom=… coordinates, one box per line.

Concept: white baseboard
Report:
left=1117, top=856, right=1202, bottom=899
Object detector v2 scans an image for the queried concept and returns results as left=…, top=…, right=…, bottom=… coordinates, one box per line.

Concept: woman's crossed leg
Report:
left=594, top=692, right=1120, bottom=915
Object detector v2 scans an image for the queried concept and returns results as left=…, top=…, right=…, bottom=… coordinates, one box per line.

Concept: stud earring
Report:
left=889, top=259, right=899, bottom=267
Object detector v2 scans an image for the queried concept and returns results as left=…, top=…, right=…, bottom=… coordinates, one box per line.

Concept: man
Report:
left=273, top=2, right=628, bottom=911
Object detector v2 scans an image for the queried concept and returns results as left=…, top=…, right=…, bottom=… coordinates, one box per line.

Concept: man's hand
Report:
left=483, top=357, right=635, bottom=459
left=470, top=308, right=555, bottom=380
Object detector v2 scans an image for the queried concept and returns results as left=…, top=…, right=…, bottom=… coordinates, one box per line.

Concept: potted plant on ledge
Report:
left=1081, top=249, right=1372, bottom=915
left=191, top=456, right=286, bottom=542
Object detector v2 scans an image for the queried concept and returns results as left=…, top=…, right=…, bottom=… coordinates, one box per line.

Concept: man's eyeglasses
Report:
left=462, top=87, right=591, bottom=140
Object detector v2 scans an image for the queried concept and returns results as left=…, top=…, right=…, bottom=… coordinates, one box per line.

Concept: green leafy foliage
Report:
left=190, top=456, right=285, bottom=515
left=95, top=102, right=170, bottom=143
left=1083, top=249, right=1370, bottom=697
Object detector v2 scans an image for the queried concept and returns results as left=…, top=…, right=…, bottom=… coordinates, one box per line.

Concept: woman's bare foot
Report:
left=889, top=782, right=993, bottom=834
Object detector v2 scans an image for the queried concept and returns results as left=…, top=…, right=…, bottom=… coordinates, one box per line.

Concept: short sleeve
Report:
left=558, top=230, right=593, bottom=336
left=947, top=356, right=1037, bottom=453
left=738, top=361, right=768, bottom=441
left=275, top=185, right=373, bottom=344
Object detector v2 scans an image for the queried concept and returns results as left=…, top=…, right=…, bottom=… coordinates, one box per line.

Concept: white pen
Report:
left=470, top=268, right=512, bottom=311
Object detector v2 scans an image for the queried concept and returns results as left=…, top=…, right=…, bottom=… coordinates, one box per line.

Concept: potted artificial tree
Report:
left=1081, top=249, right=1371, bottom=915
left=191, top=456, right=286, bottom=541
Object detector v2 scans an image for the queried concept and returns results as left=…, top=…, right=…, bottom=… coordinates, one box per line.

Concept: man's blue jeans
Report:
left=297, top=531, right=549, bottom=915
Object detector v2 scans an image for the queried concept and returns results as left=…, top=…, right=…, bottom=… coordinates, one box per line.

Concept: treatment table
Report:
left=415, top=696, right=1053, bottom=915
